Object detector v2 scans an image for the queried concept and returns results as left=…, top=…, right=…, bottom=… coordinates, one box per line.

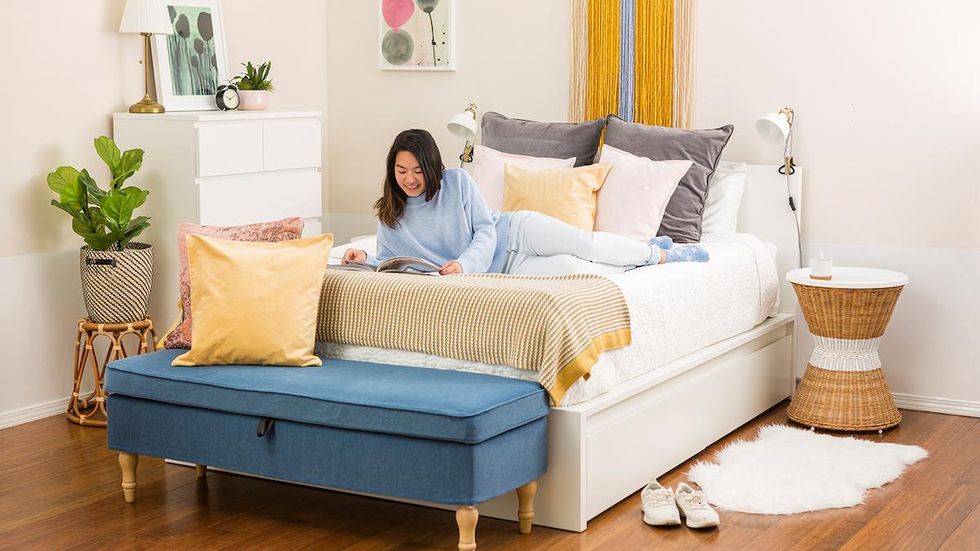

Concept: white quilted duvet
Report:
left=321, top=232, right=778, bottom=406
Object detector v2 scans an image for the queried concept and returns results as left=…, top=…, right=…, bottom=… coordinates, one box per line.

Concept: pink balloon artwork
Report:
left=382, top=0, right=414, bottom=30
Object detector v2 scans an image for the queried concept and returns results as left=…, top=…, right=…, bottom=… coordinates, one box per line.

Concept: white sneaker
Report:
left=641, top=480, right=681, bottom=526
left=674, top=482, right=719, bottom=529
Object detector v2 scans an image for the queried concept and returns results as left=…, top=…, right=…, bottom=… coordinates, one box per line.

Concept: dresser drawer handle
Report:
left=256, top=418, right=275, bottom=438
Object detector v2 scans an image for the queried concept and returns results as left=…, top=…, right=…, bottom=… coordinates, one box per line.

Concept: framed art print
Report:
left=152, top=0, right=229, bottom=111
left=379, top=0, right=455, bottom=71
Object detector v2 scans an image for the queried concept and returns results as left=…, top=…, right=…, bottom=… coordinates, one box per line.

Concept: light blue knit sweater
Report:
left=370, top=168, right=510, bottom=273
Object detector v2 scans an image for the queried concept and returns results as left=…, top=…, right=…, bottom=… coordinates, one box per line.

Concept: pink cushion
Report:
left=468, top=145, right=576, bottom=210
left=163, top=218, right=305, bottom=349
left=594, top=145, right=693, bottom=240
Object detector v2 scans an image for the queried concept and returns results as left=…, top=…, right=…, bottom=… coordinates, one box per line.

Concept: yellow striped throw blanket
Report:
left=316, top=271, right=631, bottom=405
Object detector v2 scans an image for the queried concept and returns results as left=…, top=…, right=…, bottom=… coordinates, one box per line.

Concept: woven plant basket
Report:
left=80, top=243, right=153, bottom=323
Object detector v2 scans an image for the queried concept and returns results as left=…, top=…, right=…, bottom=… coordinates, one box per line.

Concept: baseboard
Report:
left=0, top=397, right=69, bottom=430
left=893, top=393, right=980, bottom=418
left=792, top=379, right=978, bottom=418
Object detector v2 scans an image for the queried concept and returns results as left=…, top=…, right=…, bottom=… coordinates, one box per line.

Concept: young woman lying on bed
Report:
left=342, top=129, right=709, bottom=276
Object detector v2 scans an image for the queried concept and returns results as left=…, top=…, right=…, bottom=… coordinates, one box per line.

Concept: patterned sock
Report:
left=665, top=244, right=710, bottom=263
left=649, top=236, right=674, bottom=250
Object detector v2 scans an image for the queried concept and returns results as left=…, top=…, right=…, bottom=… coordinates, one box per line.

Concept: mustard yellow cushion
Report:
left=172, top=233, right=334, bottom=367
left=502, top=164, right=611, bottom=230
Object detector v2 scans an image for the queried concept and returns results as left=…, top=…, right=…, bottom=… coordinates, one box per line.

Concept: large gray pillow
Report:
left=480, top=111, right=606, bottom=167
left=604, top=116, right=734, bottom=243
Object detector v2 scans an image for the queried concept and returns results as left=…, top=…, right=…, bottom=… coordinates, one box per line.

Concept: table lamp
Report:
left=756, top=107, right=795, bottom=175
left=447, top=103, right=478, bottom=167
left=119, top=0, right=173, bottom=113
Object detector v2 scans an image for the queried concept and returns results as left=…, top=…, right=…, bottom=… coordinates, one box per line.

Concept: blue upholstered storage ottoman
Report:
left=105, top=350, right=549, bottom=550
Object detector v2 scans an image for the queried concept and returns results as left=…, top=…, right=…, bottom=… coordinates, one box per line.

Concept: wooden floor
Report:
left=1, top=402, right=976, bottom=550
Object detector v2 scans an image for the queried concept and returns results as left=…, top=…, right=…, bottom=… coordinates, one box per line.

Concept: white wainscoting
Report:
left=325, top=212, right=378, bottom=245
left=1, top=398, right=70, bottom=430
left=0, top=249, right=85, bottom=428
left=892, top=393, right=980, bottom=418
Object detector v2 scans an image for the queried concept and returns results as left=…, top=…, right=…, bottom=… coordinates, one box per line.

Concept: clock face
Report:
left=222, top=89, right=240, bottom=109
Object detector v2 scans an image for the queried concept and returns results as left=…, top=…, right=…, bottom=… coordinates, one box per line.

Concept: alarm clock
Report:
left=215, top=84, right=240, bottom=111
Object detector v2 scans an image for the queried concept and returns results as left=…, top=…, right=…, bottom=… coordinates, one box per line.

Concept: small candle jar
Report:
left=810, top=255, right=833, bottom=280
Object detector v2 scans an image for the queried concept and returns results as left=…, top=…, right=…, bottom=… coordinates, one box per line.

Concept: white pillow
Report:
left=594, top=145, right=692, bottom=240
left=467, top=145, right=575, bottom=210
left=701, top=161, right=747, bottom=234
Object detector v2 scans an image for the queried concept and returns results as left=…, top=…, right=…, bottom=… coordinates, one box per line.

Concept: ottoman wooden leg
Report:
left=516, top=480, right=537, bottom=534
left=119, top=453, right=138, bottom=503
left=456, top=505, right=479, bottom=551
left=195, top=464, right=207, bottom=477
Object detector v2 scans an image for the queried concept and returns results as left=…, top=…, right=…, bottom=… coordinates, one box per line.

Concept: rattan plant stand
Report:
left=787, top=268, right=909, bottom=432
left=67, top=318, right=156, bottom=427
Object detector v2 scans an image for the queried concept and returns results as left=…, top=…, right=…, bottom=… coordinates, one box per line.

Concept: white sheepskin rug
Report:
left=687, top=424, right=928, bottom=514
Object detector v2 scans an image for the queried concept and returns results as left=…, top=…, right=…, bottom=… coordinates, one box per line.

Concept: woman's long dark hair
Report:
left=375, top=129, right=445, bottom=228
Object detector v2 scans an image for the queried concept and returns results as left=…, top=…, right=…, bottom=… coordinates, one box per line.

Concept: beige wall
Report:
left=695, top=0, right=980, bottom=252
left=326, top=0, right=980, bottom=252
left=324, top=0, right=978, bottom=407
left=2, top=1, right=142, bottom=258
left=325, top=0, right=570, bottom=239
left=1, top=0, right=328, bottom=258
left=5, top=1, right=977, bottom=424
left=694, top=0, right=980, bottom=406
left=0, top=0, right=328, bottom=425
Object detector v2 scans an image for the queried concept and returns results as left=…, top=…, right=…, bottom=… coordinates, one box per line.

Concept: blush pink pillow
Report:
left=594, top=145, right=693, bottom=240
left=468, top=145, right=576, bottom=210
left=163, top=217, right=305, bottom=349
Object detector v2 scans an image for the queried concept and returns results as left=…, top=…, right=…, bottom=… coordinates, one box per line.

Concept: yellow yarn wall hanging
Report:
left=636, top=0, right=673, bottom=126
left=579, top=0, right=676, bottom=126
left=586, top=0, right=620, bottom=121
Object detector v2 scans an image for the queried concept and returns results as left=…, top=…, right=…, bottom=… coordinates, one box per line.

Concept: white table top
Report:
left=787, top=267, right=909, bottom=289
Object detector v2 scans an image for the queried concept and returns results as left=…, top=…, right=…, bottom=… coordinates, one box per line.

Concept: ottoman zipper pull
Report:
left=256, top=417, right=275, bottom=437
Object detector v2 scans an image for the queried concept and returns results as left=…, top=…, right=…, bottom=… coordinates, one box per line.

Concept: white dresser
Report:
left=112, top=110, right=323, bottom=328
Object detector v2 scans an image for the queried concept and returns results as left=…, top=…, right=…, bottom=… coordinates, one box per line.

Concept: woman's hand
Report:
left=342, top=248, right=368, bottom=264
left=439, top=260, right=464, bottom=275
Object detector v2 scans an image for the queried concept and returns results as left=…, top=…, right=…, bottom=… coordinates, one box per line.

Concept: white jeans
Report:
left=502, top=211, right=658, bottom=276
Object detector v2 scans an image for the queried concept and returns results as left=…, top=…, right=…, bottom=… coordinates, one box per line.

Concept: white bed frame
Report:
left=465, top=164, right=804, bottom=531
left=175, top=164, right=804, bottom=532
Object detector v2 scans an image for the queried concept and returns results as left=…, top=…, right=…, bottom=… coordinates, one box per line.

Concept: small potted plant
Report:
left=47, top=136, right=153, bottom=323
left=232, top=60, right=274, bottom=111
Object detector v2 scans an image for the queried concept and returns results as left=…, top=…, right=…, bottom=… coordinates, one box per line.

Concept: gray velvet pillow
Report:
left=604, top=116, right=734, bottom=243
left=480, top=111, right=606, bottom=167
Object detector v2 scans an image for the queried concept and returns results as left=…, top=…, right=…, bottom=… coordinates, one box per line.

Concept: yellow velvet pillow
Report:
left=172, top=233, right=334, bottom=367
left=502, top=164, right=612, bottom=230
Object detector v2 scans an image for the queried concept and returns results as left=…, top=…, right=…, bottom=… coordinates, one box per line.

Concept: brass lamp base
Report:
left=129, top=94, right=165, bottom=114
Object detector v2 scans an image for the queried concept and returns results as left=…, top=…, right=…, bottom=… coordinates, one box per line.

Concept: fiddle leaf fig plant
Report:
left=47, top=136, right=151, bottom=251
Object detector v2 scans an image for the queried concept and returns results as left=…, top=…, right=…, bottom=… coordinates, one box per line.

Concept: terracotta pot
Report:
left=79, top=243, right=153, bottom=323
left=239, top=90, right=270, bottom=111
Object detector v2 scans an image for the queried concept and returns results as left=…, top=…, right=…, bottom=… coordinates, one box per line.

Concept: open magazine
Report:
left=328, top=256, right=442, bottom=275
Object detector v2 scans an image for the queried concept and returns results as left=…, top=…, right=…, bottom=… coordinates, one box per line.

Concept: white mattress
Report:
left=321, top=232, right=778, bottom=406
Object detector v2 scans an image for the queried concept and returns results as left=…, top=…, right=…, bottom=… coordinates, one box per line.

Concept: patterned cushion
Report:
left=163, top=218, right=304, bottom=349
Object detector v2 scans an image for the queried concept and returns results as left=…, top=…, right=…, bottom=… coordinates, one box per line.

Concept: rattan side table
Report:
left=787, top=267, right=909, bottom=432
left=67, top=318, right=157, bottom=427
